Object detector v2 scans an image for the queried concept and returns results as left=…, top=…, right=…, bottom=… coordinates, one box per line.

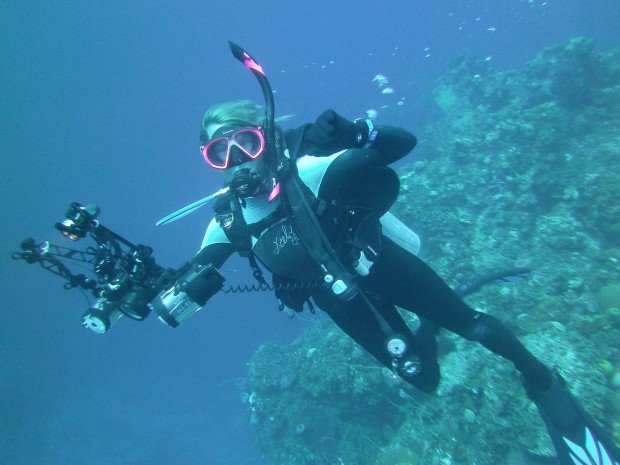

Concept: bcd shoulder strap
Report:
left=213, top=191, right=269, bottom=285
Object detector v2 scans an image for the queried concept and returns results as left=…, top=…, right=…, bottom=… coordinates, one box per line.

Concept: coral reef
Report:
left=244, top=38, right=620, bottom=465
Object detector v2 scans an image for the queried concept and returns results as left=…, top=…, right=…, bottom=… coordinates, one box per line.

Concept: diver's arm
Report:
left=361, top=124, right=417, bottom=164
left=289, top=110, right=416, bottom=163
left=197, top=217, right=235, bottom=263
left=194, top=242, right=235, bottom=268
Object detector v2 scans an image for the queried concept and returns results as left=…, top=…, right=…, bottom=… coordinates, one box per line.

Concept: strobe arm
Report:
left=12, top=238, right=99, bottom=291
left=14, top=202, right=227, bottom=334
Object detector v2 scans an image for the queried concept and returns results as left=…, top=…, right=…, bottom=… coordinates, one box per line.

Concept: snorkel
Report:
left=228, top=41, right=281, bottom=202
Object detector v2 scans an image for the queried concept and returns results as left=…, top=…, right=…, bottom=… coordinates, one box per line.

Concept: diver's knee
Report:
left=462, top=311, right=504, bottom=343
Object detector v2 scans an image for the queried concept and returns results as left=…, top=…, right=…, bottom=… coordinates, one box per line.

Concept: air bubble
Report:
left=372, top=75, right=389, bottom=87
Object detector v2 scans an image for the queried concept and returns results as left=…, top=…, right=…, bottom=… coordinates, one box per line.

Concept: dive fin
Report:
left=456, top=267, right=531, bottom=297
left=523, top=371, right=619, bottom=465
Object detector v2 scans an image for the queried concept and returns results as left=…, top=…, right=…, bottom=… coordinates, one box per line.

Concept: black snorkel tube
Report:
left=228, top=42, right=281, bottom=201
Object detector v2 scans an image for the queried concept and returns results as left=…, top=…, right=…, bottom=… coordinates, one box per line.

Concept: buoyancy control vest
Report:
left=212, top=127, right=401, bottom=299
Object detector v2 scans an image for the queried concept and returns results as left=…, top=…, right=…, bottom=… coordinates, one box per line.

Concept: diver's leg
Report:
left=365, top=226, right=442, bottom=380
left=367, top=236, right=620, bottom=464
left=365, top=236, right=552, bottom=386
left=462, top=318, right=620, bottom=464
left=312, top=291, right=440, bottom=392
left=414, top=317, right=440, bottom=365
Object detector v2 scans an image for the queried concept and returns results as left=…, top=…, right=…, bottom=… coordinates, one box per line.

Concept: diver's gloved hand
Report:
left=305, top=110, right=369, bottom=151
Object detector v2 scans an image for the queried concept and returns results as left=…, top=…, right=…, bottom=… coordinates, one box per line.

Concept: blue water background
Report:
left=1, top=1, right=618, bottom=464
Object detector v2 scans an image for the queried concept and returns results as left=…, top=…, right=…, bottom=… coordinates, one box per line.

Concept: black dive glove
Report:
left=305, top=110, right=370, bottom=151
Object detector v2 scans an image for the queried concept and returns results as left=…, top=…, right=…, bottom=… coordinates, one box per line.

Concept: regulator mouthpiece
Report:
left=230, top=168, right=263, bottom=198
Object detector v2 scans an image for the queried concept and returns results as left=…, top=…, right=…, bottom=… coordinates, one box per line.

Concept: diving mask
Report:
left=201, top=126, right=265, bottom=170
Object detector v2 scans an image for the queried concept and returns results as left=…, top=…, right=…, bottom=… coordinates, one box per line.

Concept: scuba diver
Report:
left=152, top=44, right=620, bottom=465
left=185, top=94, right=618, bottom=464
left=15, top=43, right=615, bottom=465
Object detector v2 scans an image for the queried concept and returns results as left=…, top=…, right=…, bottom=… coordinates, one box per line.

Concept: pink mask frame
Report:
left=201, top=127, right=266, bottom=170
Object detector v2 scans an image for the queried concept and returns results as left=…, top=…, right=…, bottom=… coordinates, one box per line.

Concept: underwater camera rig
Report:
left=12, top=202, right=225, bottom=333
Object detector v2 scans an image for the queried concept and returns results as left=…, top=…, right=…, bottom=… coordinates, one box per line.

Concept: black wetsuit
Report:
left=197, top=124, right=551, bottom=393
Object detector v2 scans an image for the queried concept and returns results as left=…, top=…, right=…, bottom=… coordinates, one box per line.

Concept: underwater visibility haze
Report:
left=1, top=1, right=619, bottom=465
